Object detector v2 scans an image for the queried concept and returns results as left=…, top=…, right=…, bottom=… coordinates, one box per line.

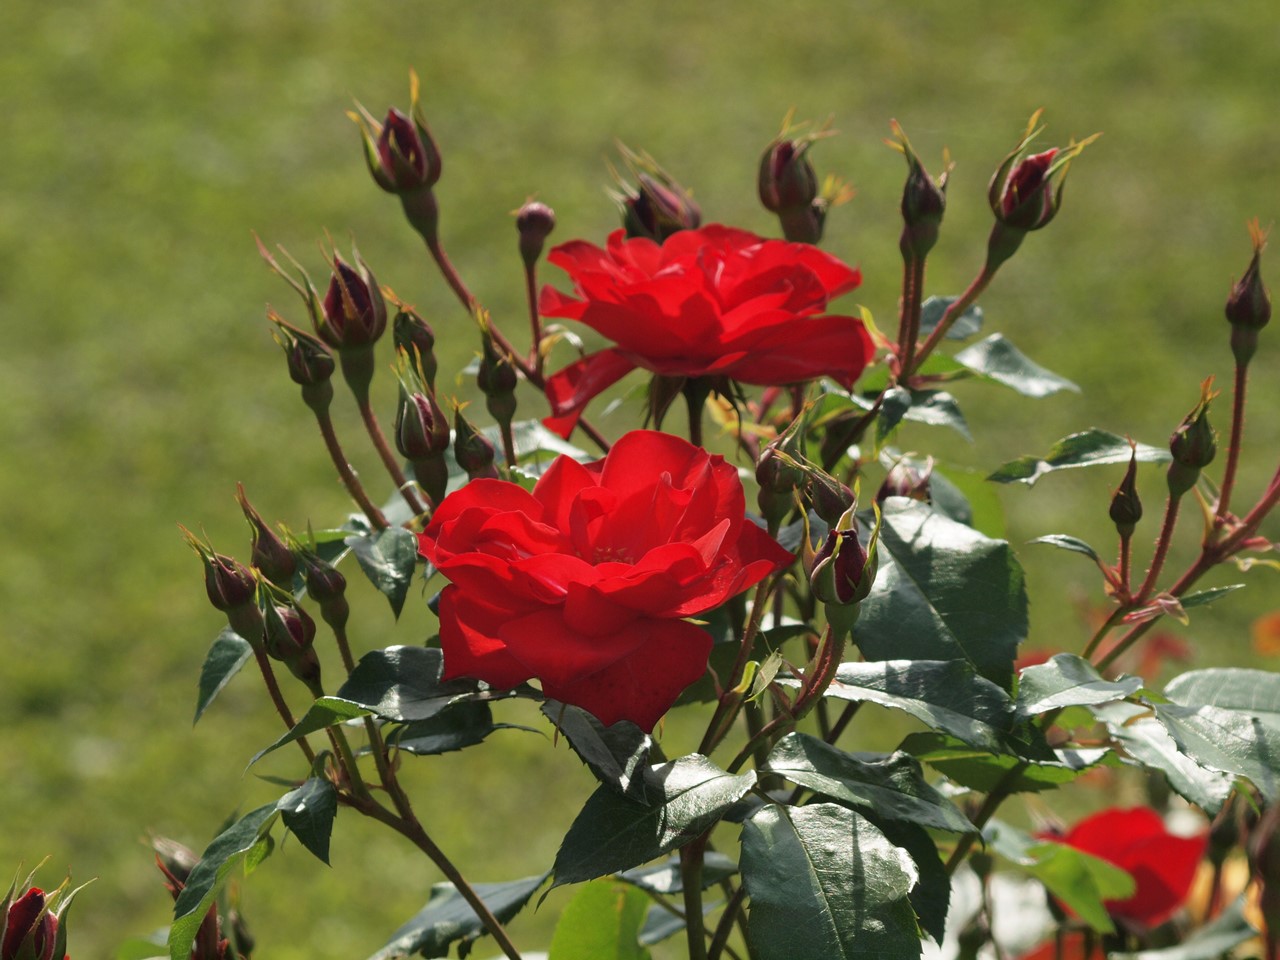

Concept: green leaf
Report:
left=638, top=901, right=721, bottom=947
left=365, top=873, right=548, bottom=960
left=819, top=660, right=1014, bottom=752
left=390, top=702, right=505, bottom=756
left=542, top=702, right=652, bottom=799
left=1091, top=702, right=1234, bottom=815
left=1113, top=894, right=1256, bottom=960
left=616, top=851, right=737, bottom=895
left=901, top=390, right=971, bottom=440
left=1152, top=700, right=1280, bottom=803
left=919, top=295, right=984, bottom=341
left=877, top=820, right=950, bottom=945
left=954, top=334, right=1079, bottom=398
left=194, top=627, right=253, bottom=724
left=345, top=526, right=418, bottom=618
left=337, top=646, right=492, bottom=722
left=741, top=803, right=922, bottom=960
left=548, top=880, right=652, bottom=960
left=901, top=732, right=1109, bottom=793
left=169, top=803, right=280, bottom=960
left=1028, top=535, right=1101, bottom=564
left=933, top=465, right=1007, bottom=539
left=985, top=820, right=1134, bottom=935
left=989, top=429, right=1170, bottom=485
left=856, top=500, right=1028, bottom=690
left=277, top=776, right=337, bottom=865
left=551, top=755, right=756, bottom=888
left=1165, top=668, right=1280, bottom=723
left=762, top=733, right=974, bottom=835
left=247, top=696, right=373, bottom=768
left=1179, top=584, right=1247, bottom=610
left=877, top=386, right=914, bottom=442
left=1016, top=654, right=1142, bottom=720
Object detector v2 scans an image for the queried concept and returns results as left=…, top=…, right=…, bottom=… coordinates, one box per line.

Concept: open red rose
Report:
left=1048, top=807, right=1207, bottom=929
left=539, top=224, right=872, bottom=437
left=417, top=430, right=793, bottom=729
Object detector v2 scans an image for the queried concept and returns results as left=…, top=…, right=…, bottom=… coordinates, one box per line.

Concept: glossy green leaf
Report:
left=169, top=803, right=280, bottom=960
left=1028, top=535, right=1101, bottom=564
left=277, top=776, right=337, bottom=865
left=820, top=660, right=1014, bottom=752
left=345, top=526, right=418, bottom=618
left=1179, top=584, right=1247, bottom=610
left=390, top=701, right=505, bottom=755
left=548, top=880, right=652, bottom=960
left=741, top=803, right=922, bottom=960
left=1165, top=668, right=1280, bottom=724
left=763, top=733, right=974, bottom=834
left=931, top=465, right=1007, bottom=539
left=337, top=646, right=491, bottom=722
left=365, top=873, right=547, bottom=960
left=194, top=627, right=253, bottom=724
left=247, top=696, right=372, bottom=768
left=985, top=820, right=1134, bottom=935
left=988, top=429, right=1170, bottom=485
left=1114, top=895, right=1256, bottom=960
left=1152, top=700, right=1280, bottom=803
left=919, top=296, right=984, bottom=341
left=877, top=820, right=950, bottom=944
left=542, top=701, right=652, bottom=799
left=877, top=386, right=914, bottom=442
left=901, top=732, right=1109, bottom=793
left=616, top=851, right=737, bottom=895
left=1091, top=701, right=1234, bottom=815
left=954, top=334, right=1079, bottom=398
left=551, top=755, right=756, bottom=888
left=901, top=390, right=971, bottom=440
left=856, top=500, right=1028, bottom=690
left=1016, top=654, right=1142, bottom=719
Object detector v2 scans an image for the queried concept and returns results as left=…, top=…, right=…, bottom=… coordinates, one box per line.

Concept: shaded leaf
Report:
left=338, top=646, right=492, bottom=722
left=989, top=430, right=1170, bottom=485
left=901, top=732, right=1109, bottom=793
left=877, top=387, right=914, bottom=442
left=741, top=802, right=921, bottom=960
left=954, top=334, right=1079, bottom=398
left=247, top=696, right=372, bottom=768
left=877, top=820, right=950, bottom=945
left=1029, top=535, right=1101, bottom=564
left=391, top=702, right=505, bottom=756
left=278, top=776, right=337, bottom=865
left=547, top=880, right=651, bottom=960
left=542, top=701, right=652, bottom=799
left=365, top=874, right=547, bottom=960
left=194, top=628, right=253, bottom=724
left=345, top=526, right=418, bottom=618
left=901, top=390, right=971, bottom=440
left=552, top=755, right=755, bottom=888
left=856, top=500, right=1028, bottom=690
left=1017, top=654, right=1142, bottom=720
left=819, top=660, right=1014, bottom=753
left=763, top=733, right=974, bottom=834
left=919, top=296, right=984, bottom=341
left=616, top=851, right=737, bottom=895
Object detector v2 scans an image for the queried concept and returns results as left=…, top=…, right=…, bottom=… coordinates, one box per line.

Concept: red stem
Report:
left=1216, top=359, right=1249, bottom=523
left=314, top=408, right=389, bottom=529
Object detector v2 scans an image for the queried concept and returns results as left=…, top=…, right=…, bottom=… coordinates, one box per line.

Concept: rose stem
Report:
left=1133, top=493, right=1183, bottom=604
left=329, top=618, right=399, bottom=797
left=355, top=393, right=428, bottom=517
left=311, top=406, right=389, bottom=529
left=1215, top=358, right=1250, bottom=523
left=522, top=261, right=543, bottom=378
left=896, top=253, right=927, bottom=381
left=252, top=647, right=315, bottom=764
left=680, top=835, right=710, bottom=960
left=905, top=263, right=997, bottom=379
left=707, top=885, right=748, bottom=960
left=944, top=761, right=1030, bottom=874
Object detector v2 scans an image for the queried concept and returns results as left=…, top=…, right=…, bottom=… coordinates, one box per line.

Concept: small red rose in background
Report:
left=539, top=224, right=872, bottom=437
left=417, top=430, right=793, bottom=729
left=1047, top=807, right=1207, bottom=929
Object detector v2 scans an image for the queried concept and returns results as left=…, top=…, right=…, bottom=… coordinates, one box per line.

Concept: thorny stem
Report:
left=313, top=407, right=389, bottom=529
left=252, top=648, right=315, bottom=764
left=906, top=265, right=996, bottom=379
left=1133, top=493, right=1183, bottom=604
left=356, top=395, right=428, bottom=518
left=1215, top=359, right=1250, bottom=523
left=1117, top=532, right=1133, bottom=600
left=945, top=761, right=1030, bottom=875
left=896, top=254, right=927, bottom=381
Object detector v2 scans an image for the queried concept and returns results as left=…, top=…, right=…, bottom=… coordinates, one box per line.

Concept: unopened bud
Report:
left=269, top=313, right=335, bottom=388
left=877, top=458, right=932, bottom=505
left=1167, top=379, right=1217, bottom=497
left=805, top=472, right=856, bottom=529
left=1108, top=449, right=1143, bottom=536
left=890, top=121, right=950, bottom=261
left=809, top=511, right=875, bottom=608
left=320, top=253, right=387, bottom=351
left=515, top=201, right=556, bottom=268
left=393, top=309, right=438, bottom=389
left=478, top=325, right=519, bottom=427
left=353, top=71, right=443, bottom=195
left=756, top=428, right=806, bottom=531
left=236, top=484, right=295, bottom=586
left=758, top=138, right=819, bottom=215
left=3, top=887, right=60, bottom=960
left=395, top=389, right=451, bottom=462
left=293, top=546, right=349, bottom=634
left=613, top=145, right=700, bottom=242
left=1226, top=220, right=1271, bottom=367
left=453, top=406, right=499, bottom=480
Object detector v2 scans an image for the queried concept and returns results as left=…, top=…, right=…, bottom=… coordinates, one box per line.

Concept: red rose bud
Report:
left=612, top=145, right=700, bottom=242
left=889, top=121, right=951, bottom=260
left=1167, top=378, right=1218, bottom=497
left=236, top=484, right=296, bottom=586
left=320, top=253, right=387, bottom=351
left=1109, top=448, right=1143, bottom=536
left=269, top=311, right=335, bottom=388
left=810, top=524, right=873, bottom=607
left=353, top=71, right=442, bottom=195
left=453, top=405, right=499, bottom=480
left=393, top=308, right=438, bottom=390
left=1226, top=219, right=1271, bottom=366
left=396, top=387, right=450, bottom=462
left=758, top=138, right=818, bottom=215
left=515, top=201, right=556, bottom=268
left=2, top=888, right=60, bottom=960
left=292, top=544, right=350, bottom=635
left=477, top=319, right=519, bottom=426
left=261, top=598, right=323, bottom=689
left=806, top=471, right=856, bottom=529
left=755, top=424, right=807, bottom=532
left=877, top=457, right=933, bottom=504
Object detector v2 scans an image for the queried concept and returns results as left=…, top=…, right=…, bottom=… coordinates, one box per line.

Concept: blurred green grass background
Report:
left=2, top=2, right=1279, bottom=957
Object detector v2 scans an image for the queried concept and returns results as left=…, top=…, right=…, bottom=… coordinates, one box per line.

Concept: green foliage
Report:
left=989, top=429, right=1171, bottom=485
left=547, top=881, right=652, bottom=960
left=193, top=628, right=253, bottom=723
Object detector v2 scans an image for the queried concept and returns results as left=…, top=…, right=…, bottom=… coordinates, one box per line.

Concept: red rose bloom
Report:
left=539, top=225, right=872, bottom=437
left=1050, top=807, right=1207, bottom=928
left=417, top=430, right=793, bottom=729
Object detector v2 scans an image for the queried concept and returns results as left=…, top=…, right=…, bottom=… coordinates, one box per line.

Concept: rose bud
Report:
left=613, top=145, right=700, bottom=242
left=758, top=137, right=818, bottom=216
left=452, top=405, right=499, bottom=480
left=1226, top=219, right=1271, bottom=366
left=515, top=201, right=556, bottom=268
left=1167, top=378, right=1218, bottom=497
left=810, top=522, right=874, bottom=608
left=755, top=425, right=807, bottom=533
left=235, top=484, right=295, bottom=587
left=261, top=598, right=323, bottom=689
left=320, top=253, right=387, bottom=352
left=477, top=320, right=519, bottom=427
left=890, top=121, right=951, bottom=261
left=877, top=458, right=933, bottom=505
left=1109, top=449, right=1143, bottom=537
left=806, top=471, right=857, bottom=529
left=269, top=311, right=335, bottom=389
left=352, top=71, right=442, bottom=195
left=2, top=888, right=61, bottom=960
left=292, top=543, right=350, bottom=635
left=393, top=307, right=438, bottom=390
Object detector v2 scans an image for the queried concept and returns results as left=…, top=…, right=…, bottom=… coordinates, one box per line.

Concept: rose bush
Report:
left=539, top=224, right=872, bottom=435
left=416, top=429, right=793, bottom=729
left=1047, top=807, right=1208, bottom=929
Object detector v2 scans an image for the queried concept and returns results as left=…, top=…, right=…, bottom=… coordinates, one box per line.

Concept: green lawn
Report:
left=2, top=2, right=1278, bottom=957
